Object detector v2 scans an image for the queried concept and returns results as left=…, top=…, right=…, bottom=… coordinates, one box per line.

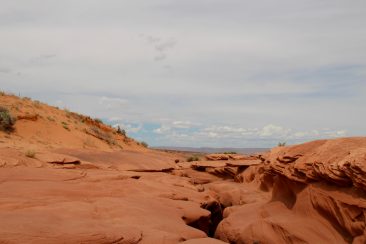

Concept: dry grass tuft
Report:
left=86, top=126, right=116, bottom=145
left=25, top=150, right=36, bottom=158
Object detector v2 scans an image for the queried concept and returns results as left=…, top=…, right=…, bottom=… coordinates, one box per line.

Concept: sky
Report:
left=1, top=0, right=366, bottom=147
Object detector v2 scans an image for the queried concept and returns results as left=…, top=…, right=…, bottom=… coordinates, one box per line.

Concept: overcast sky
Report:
left=1, top=0, right=365, bottom=147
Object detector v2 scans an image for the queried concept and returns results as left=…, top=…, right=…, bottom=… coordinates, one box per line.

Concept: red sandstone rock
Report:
left=205, top=154, right=230, bottom=161
left=215, top=138, right=366, bottom=243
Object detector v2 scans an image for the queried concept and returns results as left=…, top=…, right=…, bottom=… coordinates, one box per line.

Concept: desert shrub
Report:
left=140, top=141, right=148, bottom=148
left=223, top=151, right=237, bottom=154
left=0, top=106, right=16, bottom=132
left=25, top=150, right=36, bottom=158
left=187, top=155, right=200, bottom=162
left=33, top=100, right=42, bottom=108
left=89, top=126, right=116, bottom=145
left=278, top=142, right=286, bottom=147
left=94, top=118, right=103, bottom=124
left=61, top=121, right=70, bottom=130
left=116, top=125, right=126, bottom=136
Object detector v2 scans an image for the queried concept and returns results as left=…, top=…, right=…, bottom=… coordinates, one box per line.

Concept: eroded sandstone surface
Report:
left=1, top=137, right=365, bottom=243
left=216, top=138, right=366, bottom=244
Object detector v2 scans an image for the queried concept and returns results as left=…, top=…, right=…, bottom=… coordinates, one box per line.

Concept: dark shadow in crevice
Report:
left=188, top=201, right=224, bottom=237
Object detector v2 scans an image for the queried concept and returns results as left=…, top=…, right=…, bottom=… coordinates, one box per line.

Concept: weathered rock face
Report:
left=215, top=138, right=366, bottom=244
left=263, top=137, right=366, bottom=189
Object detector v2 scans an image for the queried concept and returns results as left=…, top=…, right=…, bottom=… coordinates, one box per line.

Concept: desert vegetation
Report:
left=94, top=118, right=103, bottom=124
left=116, top=125, right=126, bottom=136
left=0, top=106, right=16, bottom=132
left=87, top=126, right=116, bottom=145
left=187, top=155, right=200, bottom=162
left=140, top=141, right=148, bottom=148
left=25, top=150, right=36, bottom=158
left=61, top=121, right=70, bottom=131
left=47, top=116, right=55, bottom=122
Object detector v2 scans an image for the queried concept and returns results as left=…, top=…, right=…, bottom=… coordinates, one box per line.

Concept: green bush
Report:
left=61, top=121, right=70, bottom=130
left=94, top=118, right=103, bottom=124
left=0, top=106, right=16, bottom=132
left=187, top=156, right=200, bottom=162
left=140, top=141, right=148, bottom=148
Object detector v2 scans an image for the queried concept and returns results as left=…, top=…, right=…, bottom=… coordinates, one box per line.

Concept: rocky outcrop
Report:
left=215, top=138, right=366, bottom=243
left=55, top=148, right=178, bottom=172
left=205, top=154, right=231, bottom=161
left=188, top=159, right=262, bottom=182
left=263, top=137, right=366, bottom=189
left=16, top=113, right=39, bottom=121
left=205, top=153, right=257, bottom=161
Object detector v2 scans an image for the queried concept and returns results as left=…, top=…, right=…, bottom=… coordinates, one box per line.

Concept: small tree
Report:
left=140, top=141, right=148, bottom=148
left=0, top=106, right=15, bottom=132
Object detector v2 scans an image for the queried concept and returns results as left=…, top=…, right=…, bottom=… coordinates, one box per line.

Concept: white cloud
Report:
left=325, top=130, right=347, bottom=138
left=175, top=123, right=349, bottom=146
left=258, top=124, right=291, bottom=137
left=172, top=120, right=195, bottom=129
left=153, top=120, right=197, bottom=134
left=153, top=125, right=171, bottom=134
